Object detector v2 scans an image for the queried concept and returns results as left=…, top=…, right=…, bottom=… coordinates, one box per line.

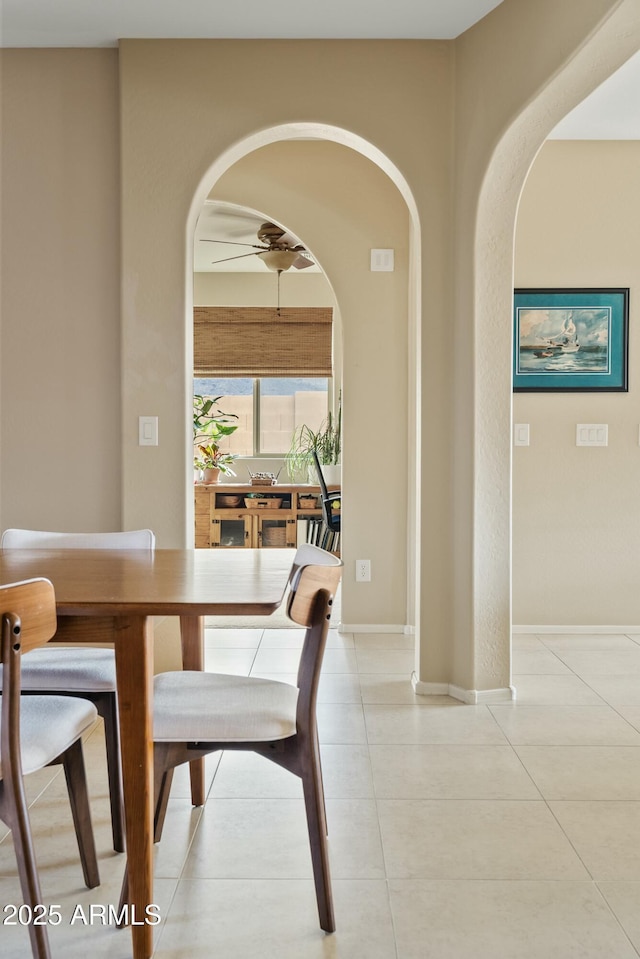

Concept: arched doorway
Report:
left=453, top=1, right=640, bottom=699
left=186, top=130, right=422, bottom=636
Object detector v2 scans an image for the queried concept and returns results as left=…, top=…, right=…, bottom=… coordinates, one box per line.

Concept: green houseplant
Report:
left=193, top=394, right=239, bottom=483
left=285, top=394, right=341, bottom=483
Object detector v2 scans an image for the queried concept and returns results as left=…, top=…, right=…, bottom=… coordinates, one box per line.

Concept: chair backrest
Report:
left=288, top=543, right=340, bottom=585
left=311, top=447, right=330, bottom=501
left=310, top=449, right=340, bottom=533
left=1, top=528, right=155, bottom=550
left=287, top=555, right=342, bottom=629
left=0, top=578, right=57, bottom=656
left=286, top=559, right=342, bottom=725
left=1, top=579, right=58, bottom=793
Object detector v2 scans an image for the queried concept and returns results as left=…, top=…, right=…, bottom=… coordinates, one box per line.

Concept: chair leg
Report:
left=117, top=868, right=129, bottom=922
left=60, top=740, right=100, bottom=889
left=95, top=692, right=125, bottom=853
left=118, top=746, right=176, bottom=921
left=154, top=766, right=175, bottom=843
left=0, top=783, right=52, bottom=959
left=300, top=745, right=335, bottom=933
left=314, top=726, right=329, bottom=838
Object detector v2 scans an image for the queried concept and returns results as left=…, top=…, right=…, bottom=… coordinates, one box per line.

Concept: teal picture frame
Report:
left=513, top=288, right=629, bottom=392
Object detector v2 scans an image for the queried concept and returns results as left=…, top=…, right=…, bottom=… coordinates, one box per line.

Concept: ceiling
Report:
left=1, top=1, right=506, bottom=45
left=548, top=49, right=640, bottom=140
left=4, top=0, right=637, bottom=272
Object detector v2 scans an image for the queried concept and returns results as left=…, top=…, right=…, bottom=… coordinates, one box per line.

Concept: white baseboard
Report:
left=411, top=672, right=516, bottom=704
left=513, top=624, right=640, bottom=635
left=338, top=623, right=406, bottom=634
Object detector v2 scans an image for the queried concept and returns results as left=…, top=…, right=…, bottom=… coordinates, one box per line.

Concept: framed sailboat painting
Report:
left=513, top=288, right=629, bottom=392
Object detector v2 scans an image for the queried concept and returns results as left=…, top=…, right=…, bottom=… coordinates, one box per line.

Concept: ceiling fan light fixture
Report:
left=258, top=249, right=297, bottom=272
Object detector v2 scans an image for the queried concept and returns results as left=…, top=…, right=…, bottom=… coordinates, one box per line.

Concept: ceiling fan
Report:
left=201, top=221, right=314, bottom=272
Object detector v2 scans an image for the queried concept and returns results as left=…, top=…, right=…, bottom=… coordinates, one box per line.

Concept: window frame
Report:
left=194, top=376, right=331, bottom=459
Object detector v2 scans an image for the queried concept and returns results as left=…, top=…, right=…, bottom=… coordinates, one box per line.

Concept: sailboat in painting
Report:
left=549, top=311, right=579, bottom=353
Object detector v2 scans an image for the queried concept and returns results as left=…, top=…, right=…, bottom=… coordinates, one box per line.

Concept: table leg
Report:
left=114, top=615, right=155, bottom=959
left=179, top=614, right=205, bottom=806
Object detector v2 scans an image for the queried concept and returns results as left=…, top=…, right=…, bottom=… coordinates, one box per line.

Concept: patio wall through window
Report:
left=193, top=377, right=329, bottom=456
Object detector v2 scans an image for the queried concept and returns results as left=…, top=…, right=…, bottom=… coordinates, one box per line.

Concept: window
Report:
left=194, top=377, right=329, bottom=456
left=193, top=305, right=333, bottom=457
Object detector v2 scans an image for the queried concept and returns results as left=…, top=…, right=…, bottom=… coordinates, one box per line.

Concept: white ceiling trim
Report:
left=0, top=0, right=504, bottom=47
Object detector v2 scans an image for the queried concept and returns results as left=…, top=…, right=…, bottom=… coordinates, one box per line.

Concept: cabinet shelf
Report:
left=195, top=483, right=339, bottom=553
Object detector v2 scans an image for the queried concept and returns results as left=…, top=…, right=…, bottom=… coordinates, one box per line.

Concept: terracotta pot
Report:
left=203, top=467, right=221, bottom=484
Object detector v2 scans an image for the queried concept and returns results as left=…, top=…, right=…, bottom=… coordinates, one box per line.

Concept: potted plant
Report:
left=193, top=394, right=239, bottom=484
left=285, top=394, right=341, bottom=484
left=195, top=445, right=238, bottom=484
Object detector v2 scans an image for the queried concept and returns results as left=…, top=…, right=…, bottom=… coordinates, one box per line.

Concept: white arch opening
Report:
left=184, top=123, right=422, bottom=638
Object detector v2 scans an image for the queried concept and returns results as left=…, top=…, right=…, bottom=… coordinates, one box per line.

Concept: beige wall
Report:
left=1, top=1, right=636, bottom=698
left=0, top=49, right=122, bottom=532
left=514, top=140, right=640, bottom=626
left=194, top=272, right=334, bottom=308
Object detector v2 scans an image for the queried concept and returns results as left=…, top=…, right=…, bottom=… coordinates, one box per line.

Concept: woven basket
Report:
left=298, top=496, right=318, bottom=509
left=244, top=497, right=283, bottom=509
left=216, top=494, right=243, bottom=507
left=262, top=526, right=287, bottom=547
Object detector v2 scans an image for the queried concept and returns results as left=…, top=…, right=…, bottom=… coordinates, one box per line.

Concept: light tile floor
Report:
left=4, top=629, right=640, bottom=956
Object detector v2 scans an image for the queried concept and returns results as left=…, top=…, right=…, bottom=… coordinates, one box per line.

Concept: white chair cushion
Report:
left=153, top=671, right=299, bottom=743
left=0, top=647, right=116, bottom=692
left=0, top=696, right=98, bottom=778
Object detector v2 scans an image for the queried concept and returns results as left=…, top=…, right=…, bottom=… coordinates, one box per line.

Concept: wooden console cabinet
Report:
left=195, top=483, right=339, bottom=551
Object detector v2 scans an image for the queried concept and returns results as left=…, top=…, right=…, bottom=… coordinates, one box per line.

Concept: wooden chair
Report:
left=311, top=448, right=341, bottom=533
left=288, top=541, right=341, bottom=582
left=121, top=551, right=342, bottom=933
left=0, top=577, right=100, bottom=959
left=0, top=528, right=155, bottom=853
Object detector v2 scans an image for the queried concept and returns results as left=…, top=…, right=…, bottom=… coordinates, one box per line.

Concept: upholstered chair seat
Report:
left=15, top=647, right=116, bottom=692
left=1, top=695, right=98, bottom=776
left=0, top=527, right=156, bottom=853
left=153, top=671, right=299, bottom=743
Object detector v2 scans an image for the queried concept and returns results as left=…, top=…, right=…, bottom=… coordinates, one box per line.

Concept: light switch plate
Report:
left=514, top=423, right=530, bottom=446
left=370, top=249, right=394, bottom=272
left=139, top=416, right=158, bottom=446
left=576, top=423, right=608, bottom=446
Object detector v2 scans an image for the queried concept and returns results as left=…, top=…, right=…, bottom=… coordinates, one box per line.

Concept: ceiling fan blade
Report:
left=201, top=239, right=268, bottom=250
left=292, top=253, right=314, bottom=270
left=210, top=252, right=260, bottom=265
left=279, top=231, right=303, bottom=249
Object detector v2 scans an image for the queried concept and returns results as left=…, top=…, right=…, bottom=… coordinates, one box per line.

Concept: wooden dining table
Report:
left=0, top=546, right=293, bottom=959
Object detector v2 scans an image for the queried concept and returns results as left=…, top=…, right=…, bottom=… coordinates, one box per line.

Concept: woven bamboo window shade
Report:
left=194, top=307, right=333, bottom=377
